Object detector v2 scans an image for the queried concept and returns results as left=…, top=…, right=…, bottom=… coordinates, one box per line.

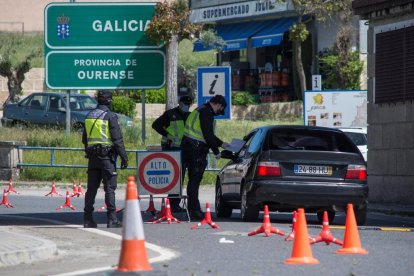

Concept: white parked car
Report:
left=339, top=127, right=367, bottom=162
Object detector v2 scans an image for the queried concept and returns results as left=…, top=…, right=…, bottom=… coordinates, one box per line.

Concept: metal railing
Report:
left=16, top=146, right=221, bottom=171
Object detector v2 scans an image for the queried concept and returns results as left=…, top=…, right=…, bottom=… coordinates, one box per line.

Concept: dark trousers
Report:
left=182, top=139, right=208, bottom=212
left=84, top=157, right=118, bottom=221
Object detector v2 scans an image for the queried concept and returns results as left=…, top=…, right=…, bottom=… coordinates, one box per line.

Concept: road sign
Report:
left=197, top=67, right=232, bottom=120
left=137, top=151, right=181, bottom=195
left=44, top=2, right=161, bottom=49
left=312, top=75, right=322, bottom=91
left=45, top=50, right=165, bottom=89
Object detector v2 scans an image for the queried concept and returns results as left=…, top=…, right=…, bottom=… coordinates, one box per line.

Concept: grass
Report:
left=0, top=117, right=303, bottom=185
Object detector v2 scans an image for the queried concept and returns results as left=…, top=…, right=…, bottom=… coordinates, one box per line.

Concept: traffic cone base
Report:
left=248, top=205, right=284, bottom=237
left=284, top=208, right=319, bottom=265
left=0, top=189, right=14, bottom=208
left=335, top=204, right=368, bottom=255
left=45, top=182, right=62, bottom=196
left=152, top=199, right=180, bottom=224
left=310, top=211, right=343, bottom=246
left=117, top=240, right=152, bottom=272
left=7, top=179, right=19, bottom=194
left=284, top=256, right=319, bottom=265
left=336, top=247, right=368, bottom=254
left=56, top=191, right=76, bottom=211
left=191, top=202, right=220, bottom=229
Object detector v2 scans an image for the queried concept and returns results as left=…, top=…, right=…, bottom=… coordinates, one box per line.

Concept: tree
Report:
left=145, top=0, right=201, bottom=110
left=290, top=0, right=352, bottom=99
left=0, top=33, right=43, bottom=104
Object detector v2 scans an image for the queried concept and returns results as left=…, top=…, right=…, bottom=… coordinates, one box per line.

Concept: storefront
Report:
left=190, top=0, right=302, bottom=102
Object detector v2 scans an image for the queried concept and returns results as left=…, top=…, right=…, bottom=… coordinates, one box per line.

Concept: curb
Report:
left=0, top=229, right=58, bottom=267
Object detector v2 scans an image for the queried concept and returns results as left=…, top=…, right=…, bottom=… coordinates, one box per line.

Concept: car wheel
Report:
left=13, top=120, right=27, bottom=130
left=215, top=181, right=232, bottom=218
left=354, top=205, right=367, bottom=225
left=241, top=186, right=259, bottom=222
left=317, top=210, right=336, bottom=224
left=72, top=123, right=84, bottom=134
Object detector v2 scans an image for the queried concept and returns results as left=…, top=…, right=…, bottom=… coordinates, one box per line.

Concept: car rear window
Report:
left=264, top=128, right=358, bottom=153
left=343, top=132, right=367, bottom=146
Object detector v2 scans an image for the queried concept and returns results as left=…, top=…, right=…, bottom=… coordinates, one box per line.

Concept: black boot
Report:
left=107, top=212, right=122, bottom=228
left=84, top=213, right=97, bottom=228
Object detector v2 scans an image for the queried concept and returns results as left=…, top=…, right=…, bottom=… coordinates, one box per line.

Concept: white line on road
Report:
left=2, top=215, right=177, bottom=275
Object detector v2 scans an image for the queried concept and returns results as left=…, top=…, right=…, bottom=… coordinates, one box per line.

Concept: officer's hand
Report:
left=222, top=142, right=229, bottom=149
left=121, top=159, right=128, bottom=170
left=214, top=153, right=221, bottom=160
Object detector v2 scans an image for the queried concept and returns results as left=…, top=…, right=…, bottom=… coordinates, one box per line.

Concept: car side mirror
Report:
left=58, top=107, right=66, bottom=112
left=221, top=149, right=238, bottom=160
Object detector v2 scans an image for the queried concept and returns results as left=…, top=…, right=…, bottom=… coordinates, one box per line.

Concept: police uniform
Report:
left=182, top=95, right=226, bottom=219
left=82, top=90, right=128, bottom=228
left=152, top=96, right=192, bottom=211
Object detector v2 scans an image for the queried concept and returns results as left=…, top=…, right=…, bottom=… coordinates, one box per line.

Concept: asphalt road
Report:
left=1, top=186, right=414, bottom=276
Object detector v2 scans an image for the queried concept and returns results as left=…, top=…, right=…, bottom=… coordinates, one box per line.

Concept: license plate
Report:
left=294, top=164, right=332, bottom=176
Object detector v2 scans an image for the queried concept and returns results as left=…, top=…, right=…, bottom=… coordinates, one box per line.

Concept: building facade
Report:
left=190, top=0, right=365, bottom=102
left=353, top=0, right=414, bottom=203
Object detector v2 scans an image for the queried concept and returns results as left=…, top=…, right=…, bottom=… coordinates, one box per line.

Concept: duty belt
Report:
left=86, top=144, right=114, bottom=157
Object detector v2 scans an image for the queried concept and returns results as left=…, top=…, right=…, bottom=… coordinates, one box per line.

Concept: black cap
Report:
left=210, top=95, right=227, bottom=109
left=179, top=95, right=193, bottom=105
left=97, top=90, right=113, bottom=105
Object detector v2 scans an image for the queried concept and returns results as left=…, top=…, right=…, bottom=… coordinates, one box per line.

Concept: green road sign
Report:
left=45, top=2, right=160, bottom=49
left=45, top=50, right=165, bottom=89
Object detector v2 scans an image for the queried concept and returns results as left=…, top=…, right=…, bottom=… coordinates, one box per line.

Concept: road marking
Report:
left=1, top=215, right=177, bottom=275
left=308, top=224, right=413, bottom=232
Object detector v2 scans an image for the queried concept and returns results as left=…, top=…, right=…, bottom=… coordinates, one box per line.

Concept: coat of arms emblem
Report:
left=57, top=14, right=70, bottom=39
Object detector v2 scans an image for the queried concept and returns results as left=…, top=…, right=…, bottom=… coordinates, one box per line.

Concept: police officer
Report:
left=82, top=90, right=128, bottom=228
left=152, top=95, right=193, bottom=212
left=182, top=95, right=229, bottom=220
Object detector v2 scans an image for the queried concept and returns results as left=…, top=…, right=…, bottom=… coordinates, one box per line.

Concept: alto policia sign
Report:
left=44, top=2, right=165, bottom=89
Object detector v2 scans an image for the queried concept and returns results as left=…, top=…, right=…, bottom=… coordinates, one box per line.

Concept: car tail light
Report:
left=345, top=164, right=367, bottom=180
left=256, top=162, right=281, bottom=177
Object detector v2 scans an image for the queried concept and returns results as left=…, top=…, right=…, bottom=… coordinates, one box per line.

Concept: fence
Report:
left=16, top=146, right=221, bottom=171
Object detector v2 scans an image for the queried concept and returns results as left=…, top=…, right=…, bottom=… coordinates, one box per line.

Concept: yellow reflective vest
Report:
left=184, top=105, right=215, bottom=143
left=85, top=109, right=111, bottom=147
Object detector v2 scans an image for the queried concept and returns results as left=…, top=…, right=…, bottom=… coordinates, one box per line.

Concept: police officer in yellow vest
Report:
left=152, top=95, right=193, bottom=212
left=182, top=95, right=229, bottom=220
left=82, top=90, right=128, bottom=228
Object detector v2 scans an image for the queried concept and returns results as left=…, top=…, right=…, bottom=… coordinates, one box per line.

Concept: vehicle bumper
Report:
left=245, top=180, right=368, bottom=210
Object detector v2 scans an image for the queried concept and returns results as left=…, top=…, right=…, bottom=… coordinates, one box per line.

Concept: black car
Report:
left=215, top=125, right=368, bottom=225
left=1, top=92, right=133, bottom=129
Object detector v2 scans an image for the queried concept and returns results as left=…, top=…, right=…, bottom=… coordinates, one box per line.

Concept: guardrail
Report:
left=16, top=146, right=221, bottom=171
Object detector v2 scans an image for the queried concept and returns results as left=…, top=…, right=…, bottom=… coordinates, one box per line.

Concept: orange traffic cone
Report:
left=117, top=176, right=152, bottom=272
left=56, top=191, right=76, bottom=211
left=145, top=195, right=158, bottom=215
left=248, top=205, right=284, bottom=237
left=191, top=202, right=220, bottom=229
left=0, top=189, right=14, bottom=208
left=77, top=181, right=84, bottom=196
left=70, top=181, right=80, bottom=197
left=157, top=198, right=166, bottom=219
left=336, top=204, right=368, bottom=254
left=7, top=179, right=19, bottom=194
left=45, top=181, right=62, bottom=196
left=285, top=211, right=297, bottom=241
left=285, top=208, right=319, bottom=265
left=310, top=211, right=343, bottom=246
left=152, top=198, right=180, bottom=224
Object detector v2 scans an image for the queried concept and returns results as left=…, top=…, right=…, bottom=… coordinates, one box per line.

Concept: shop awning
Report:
left=251, top=17, right=297, bottom=48
left=194, top=20, right=267, bottom=52
left=193, top=17, right=297, bottom=52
